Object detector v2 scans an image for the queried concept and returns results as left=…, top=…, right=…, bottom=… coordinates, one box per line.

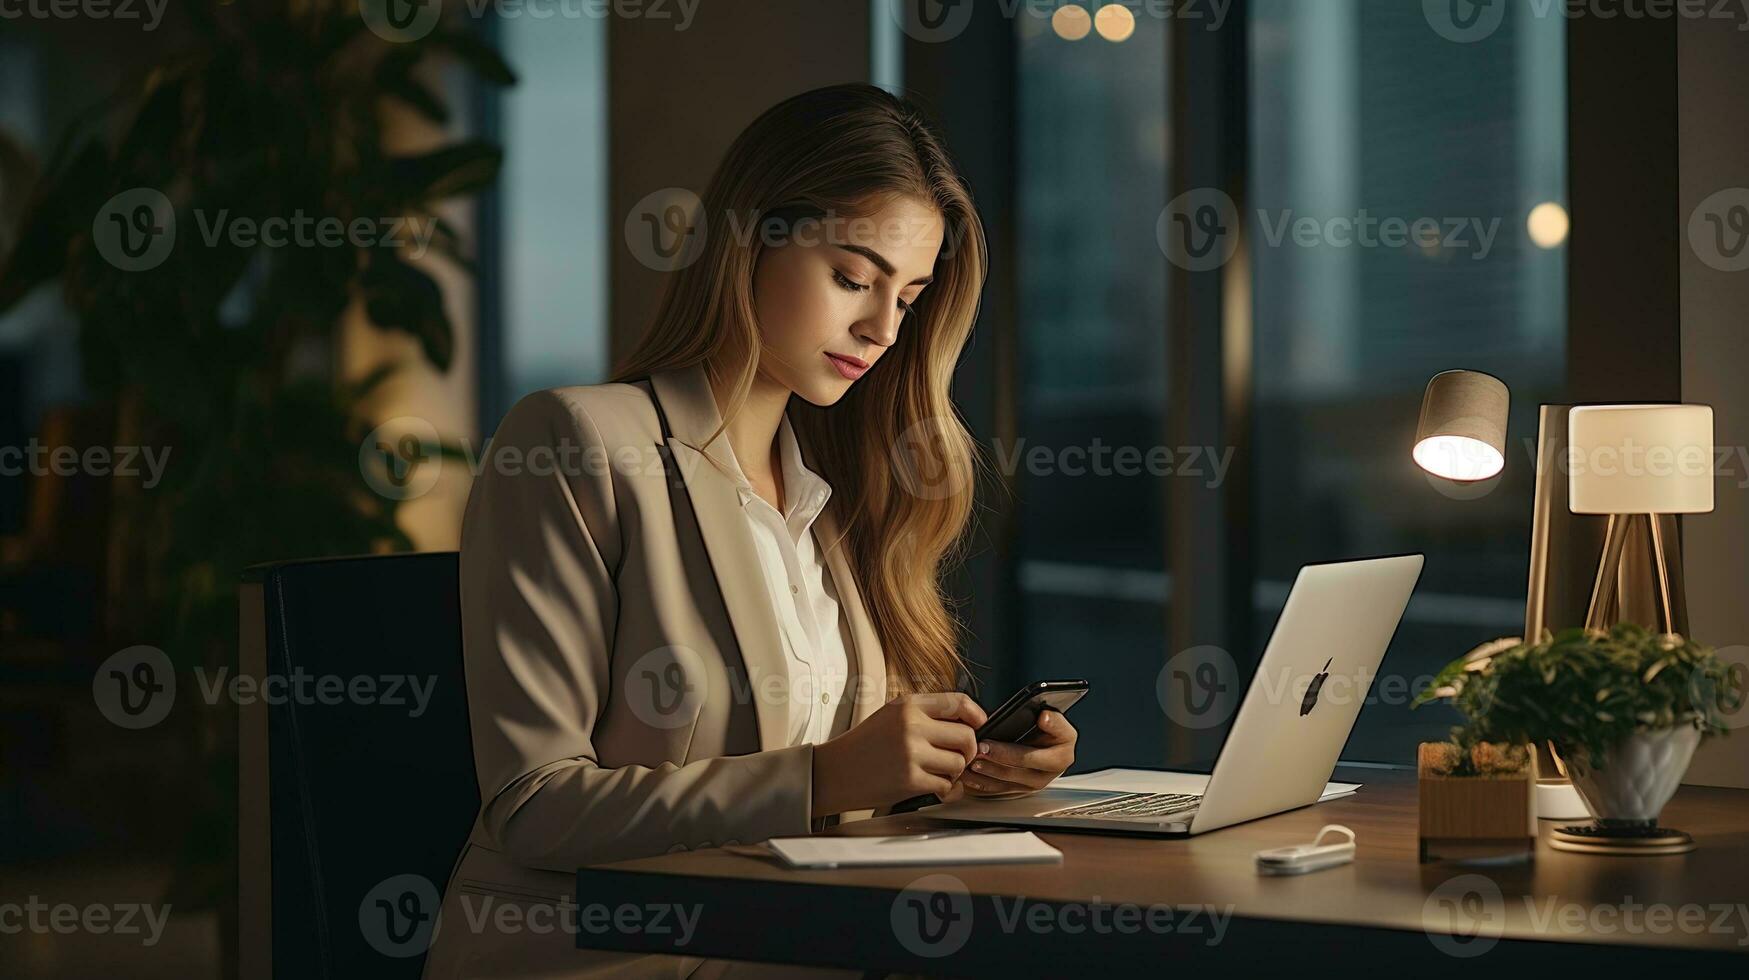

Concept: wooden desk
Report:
left=573, top=767, right=1749, bottom=973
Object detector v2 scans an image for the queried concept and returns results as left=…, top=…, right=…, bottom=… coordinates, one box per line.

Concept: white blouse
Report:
left=718, top=412, right=854, bottom=747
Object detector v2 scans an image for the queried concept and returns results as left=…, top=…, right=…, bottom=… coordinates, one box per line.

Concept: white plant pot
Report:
left=1563, top=727, right=1702, bottom=826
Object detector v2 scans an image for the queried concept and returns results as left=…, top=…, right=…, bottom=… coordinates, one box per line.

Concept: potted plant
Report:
left=1414, top=624, right=1744, bottom=835
left=0, top=1, right=514, bottom=963
left=1415, top=736, right=1537, bottom=863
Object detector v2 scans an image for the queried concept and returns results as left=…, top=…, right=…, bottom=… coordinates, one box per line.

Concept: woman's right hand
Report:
left=811, top=692, right=987, bottom=817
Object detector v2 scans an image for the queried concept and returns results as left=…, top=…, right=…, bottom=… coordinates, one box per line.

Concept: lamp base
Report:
left=1549, top=823, right=1696, bottom=855
left=1535, top=779, right=1593, bottom=820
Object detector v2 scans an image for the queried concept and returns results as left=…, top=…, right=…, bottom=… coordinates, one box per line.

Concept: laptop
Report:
left=923, top=553, right=1424, bottom=837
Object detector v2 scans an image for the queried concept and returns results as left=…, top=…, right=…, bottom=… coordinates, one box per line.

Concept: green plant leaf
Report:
left=386, top=141, right=503, bottom=204
left=383, top=73, right=451, bottom=125
left=361, top=249, right=454, bottom=371
left=377, top=47, right=450, bottom=124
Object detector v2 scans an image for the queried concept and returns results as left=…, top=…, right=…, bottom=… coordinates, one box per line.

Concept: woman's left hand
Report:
left=947, top=709, right=1077, bottom=799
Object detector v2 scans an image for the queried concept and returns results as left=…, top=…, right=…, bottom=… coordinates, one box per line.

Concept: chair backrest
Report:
left=240, top=552, right=478, bottom=979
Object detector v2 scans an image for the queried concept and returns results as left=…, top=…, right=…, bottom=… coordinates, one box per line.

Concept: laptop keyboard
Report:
left=1044, top=792, right=1202, bottom=820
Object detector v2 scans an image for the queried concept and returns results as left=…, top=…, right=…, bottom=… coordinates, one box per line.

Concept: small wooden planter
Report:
left=1418, top=743, right=1538, bottom=863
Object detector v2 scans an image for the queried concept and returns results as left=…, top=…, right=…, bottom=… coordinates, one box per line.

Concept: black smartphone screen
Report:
left=975, top=680, right=1089, bottom=744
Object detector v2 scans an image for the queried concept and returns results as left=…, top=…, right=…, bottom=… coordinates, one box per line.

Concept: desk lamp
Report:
left=1412, top=370, right=1508, bottom=481
left=1565, top=405, right=1713, bottom=633
left=1414, top=371, right=1590, bottom=819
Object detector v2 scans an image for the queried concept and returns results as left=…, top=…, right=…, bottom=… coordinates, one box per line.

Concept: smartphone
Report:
left=887, top=679, right=1090, bottom=814
left=976, top=679, right=1089, bottom=744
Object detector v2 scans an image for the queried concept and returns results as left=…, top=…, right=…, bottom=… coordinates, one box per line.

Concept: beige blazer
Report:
left=423, top=364, right=884, bottom=980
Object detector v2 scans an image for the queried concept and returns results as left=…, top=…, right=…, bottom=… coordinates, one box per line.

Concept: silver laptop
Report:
left=924, top=553, right=1424, bottom=837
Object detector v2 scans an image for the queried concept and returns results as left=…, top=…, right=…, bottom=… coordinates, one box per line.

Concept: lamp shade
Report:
left=1567, top=404, right=1714, bottom=514
left=1413, top=370, right=1509, bottom=481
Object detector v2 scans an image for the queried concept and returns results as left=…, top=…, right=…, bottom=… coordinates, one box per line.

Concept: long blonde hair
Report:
left=613, top=84, right=988, bottom=696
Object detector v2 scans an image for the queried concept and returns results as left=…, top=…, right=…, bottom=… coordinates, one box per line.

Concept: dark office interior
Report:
left=3, top=1, right=1748, bottom=976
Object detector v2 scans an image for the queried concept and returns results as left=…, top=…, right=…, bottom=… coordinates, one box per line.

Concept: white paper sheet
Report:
left=767, top=831, right=1062, bottom=869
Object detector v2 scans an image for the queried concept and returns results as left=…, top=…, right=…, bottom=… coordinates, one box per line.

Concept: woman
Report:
left=424, top=83, right=1077, bottom=979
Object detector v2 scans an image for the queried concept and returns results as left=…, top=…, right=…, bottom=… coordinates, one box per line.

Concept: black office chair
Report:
left=240, top=552, right=478, bottom=979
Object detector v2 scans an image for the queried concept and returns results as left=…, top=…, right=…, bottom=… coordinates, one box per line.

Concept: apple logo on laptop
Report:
left=1300, top=658, right=1332, bottom=716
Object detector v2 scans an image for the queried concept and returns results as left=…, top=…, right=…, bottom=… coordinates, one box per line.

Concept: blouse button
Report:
left=821, top=693, right=829, bottom=704
left=791, top=584, right=799, bottom=594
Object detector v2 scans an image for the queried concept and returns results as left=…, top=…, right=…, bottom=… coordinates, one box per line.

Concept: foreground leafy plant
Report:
left=1413, top=624, right=1744, bottom=771
left=0, top=0, right=512, bottom=663
left=0, top=0, right=513, bottom=912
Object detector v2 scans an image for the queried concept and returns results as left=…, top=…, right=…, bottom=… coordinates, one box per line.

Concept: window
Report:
left=1003, top=2, right=1566, bottom=770
left=1014, top=9, right=1169, bottom=771
left=491, top=12, right=610, bottom=419
left=1249, top=0, right=1567, bottom=761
